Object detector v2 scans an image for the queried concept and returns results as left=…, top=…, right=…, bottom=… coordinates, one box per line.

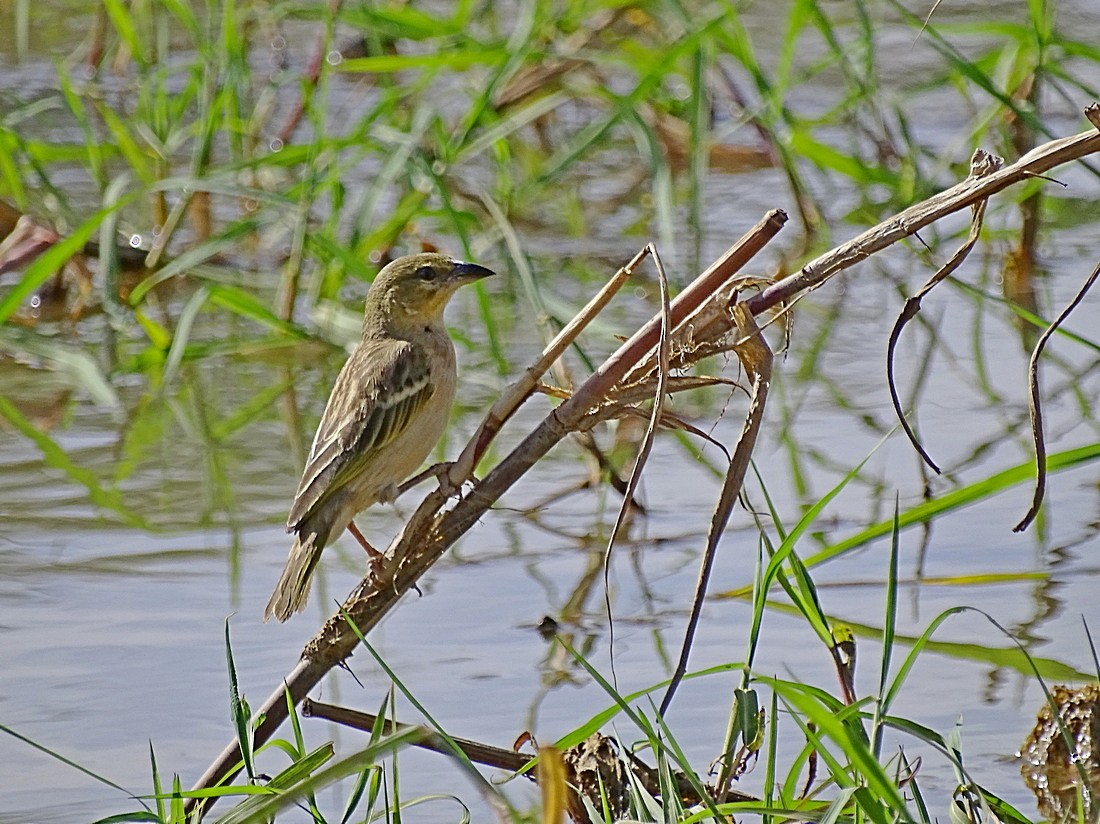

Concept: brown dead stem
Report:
left=1013, top=258, right=1100, bottom=533
left=661, top=304, right=772, bottom=725
left=601, top=242, right=673, bottom=691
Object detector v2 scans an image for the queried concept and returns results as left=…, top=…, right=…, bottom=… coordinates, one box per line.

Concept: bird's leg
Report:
left=346, top=520, right=421, bottom=597
left=346, top=521, right=386, bottom=582
left=346, top=520, right=381, bottom=557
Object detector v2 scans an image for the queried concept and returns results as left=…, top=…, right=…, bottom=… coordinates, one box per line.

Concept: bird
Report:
left=264, top=252, right=494, bottom=622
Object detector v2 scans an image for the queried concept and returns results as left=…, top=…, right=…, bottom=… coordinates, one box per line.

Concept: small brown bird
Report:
left=265, top=252, right=494, bottom=622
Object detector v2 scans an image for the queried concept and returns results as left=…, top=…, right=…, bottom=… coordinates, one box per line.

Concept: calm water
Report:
left=2, top=3, right=1100, bottom=822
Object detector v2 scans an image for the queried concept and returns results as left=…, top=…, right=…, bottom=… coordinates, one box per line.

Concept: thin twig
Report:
left=602, top=242, right=672, bottom=690
left=303, top=698, right=534, bottom=773
left=446, top=245, right=650, bottom=487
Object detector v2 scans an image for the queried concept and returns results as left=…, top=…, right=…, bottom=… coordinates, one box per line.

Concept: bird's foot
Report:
left=433, top=461, right=463, bottom=499
left=347, top=521, right=396, bottom=589
left=375, top=482, right=400, bottom=505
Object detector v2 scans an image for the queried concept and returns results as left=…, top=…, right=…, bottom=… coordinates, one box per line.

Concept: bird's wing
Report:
left=287, top=338, right=434, bottom=529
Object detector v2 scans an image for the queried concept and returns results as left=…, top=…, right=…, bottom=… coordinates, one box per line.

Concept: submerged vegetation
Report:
left=1, top=0, right=1100, bottom=822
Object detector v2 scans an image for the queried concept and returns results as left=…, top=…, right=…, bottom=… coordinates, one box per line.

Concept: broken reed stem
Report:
left=746, top=119, right=1100, bottom=317
left=602, top=242, right=673, bottom=690
left=186, top=112, right=1100, bottom=814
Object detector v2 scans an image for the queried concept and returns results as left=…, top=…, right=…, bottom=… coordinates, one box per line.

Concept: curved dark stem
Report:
left=1014, top=257, right=1100, bottom=532
left=886, top=294, right=942, bottom=474
left=884, top=150, right=1000, bottom=474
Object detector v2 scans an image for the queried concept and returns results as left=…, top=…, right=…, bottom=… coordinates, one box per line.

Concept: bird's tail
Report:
left=264, top=531, right=324, bottom=623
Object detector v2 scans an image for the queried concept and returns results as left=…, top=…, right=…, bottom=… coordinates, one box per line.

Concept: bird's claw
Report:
left=367, top=552, right=387, bottom=588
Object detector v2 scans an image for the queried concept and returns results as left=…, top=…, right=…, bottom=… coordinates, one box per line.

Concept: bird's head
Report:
left=364, top=252, right=495, bottom=333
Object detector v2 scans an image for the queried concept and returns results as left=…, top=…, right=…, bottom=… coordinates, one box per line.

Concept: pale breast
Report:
left=343, top=327, right=457, bottom=507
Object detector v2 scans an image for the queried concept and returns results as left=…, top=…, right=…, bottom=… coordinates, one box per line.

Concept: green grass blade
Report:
left=810, top=441, right=1100, bottom=565
left=223, top=618, right=255, bottom=781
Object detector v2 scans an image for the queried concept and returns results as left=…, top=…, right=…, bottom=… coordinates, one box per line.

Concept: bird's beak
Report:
left=449, top=261, right=496, bottom=283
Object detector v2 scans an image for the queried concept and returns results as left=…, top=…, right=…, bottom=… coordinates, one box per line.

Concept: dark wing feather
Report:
left=287, top=339, right=433, bottom=529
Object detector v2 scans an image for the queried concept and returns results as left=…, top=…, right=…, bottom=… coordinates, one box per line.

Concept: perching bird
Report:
left=264, top=253, right=494, bottom=622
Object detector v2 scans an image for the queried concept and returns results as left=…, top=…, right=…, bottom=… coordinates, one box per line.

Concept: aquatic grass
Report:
left=870, top=500, right=900, bottom=763
left=12, top=0, right=1071, bottom=336
left=0, top=198, right=134, bottom=324
left=342, top=613, right=519, bottom=818
left=741, top=599, right=1093, bottom=684
left=0, top=325, right=118, bottom=406
left=547, top=602, right=1051, bottom=824
left=953, top=275, right=1100, bottom=355
left=0, top=393, right=149, bottom=527
left=224, top=619, right=257, bottom=783
left=708, top=440, right=882, bottom=791
left=2, top=598, right=1085, bottom=823
left=802, top=439, right=1100, bottom=566
left=55, top=61, right=109, bottom=192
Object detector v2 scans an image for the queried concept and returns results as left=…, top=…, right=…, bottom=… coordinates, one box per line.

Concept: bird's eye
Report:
left=415, top=265, right=436, bottom=281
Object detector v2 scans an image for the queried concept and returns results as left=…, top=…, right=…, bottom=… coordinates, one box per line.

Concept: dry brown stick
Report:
left=303, top=698, right=534, bottom=774
left=746, top=113, right=1100, bottom=318
left=183, top=211, right=787, bottom=818
left=602, top=242, right=673, bottom=688
left=305, top=699, right=758, bottom=811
